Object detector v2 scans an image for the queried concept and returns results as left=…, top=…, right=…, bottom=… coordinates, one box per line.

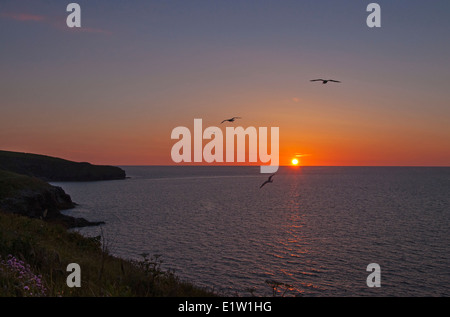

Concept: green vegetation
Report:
left=0, top=151, right=216, bottom=297
left=0, top=169, right=54, bottom=199
left=0, top=150, right=126, bottom=181
left=0, top=154, right=215, bottom=296
left=0, top=211, right=216, bottom=297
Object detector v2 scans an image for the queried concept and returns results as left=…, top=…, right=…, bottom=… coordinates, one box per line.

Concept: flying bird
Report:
left=221, top=117, right=241, bottom=124
left=260, top=174, right=275, bottom=189
left=310, top=79, right=341, bottom=84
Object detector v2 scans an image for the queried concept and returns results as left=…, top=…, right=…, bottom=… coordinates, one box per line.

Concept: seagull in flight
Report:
left=310, top=79, right=341, bottom=84
left=260, top=174, right=275, bottom=189
left=221, top=117, right=241, bottom=124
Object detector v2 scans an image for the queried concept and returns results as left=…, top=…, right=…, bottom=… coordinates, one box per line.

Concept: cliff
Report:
left=0, top=150, right=126, bottom=182
left=0, top=169, right=104, bottom=228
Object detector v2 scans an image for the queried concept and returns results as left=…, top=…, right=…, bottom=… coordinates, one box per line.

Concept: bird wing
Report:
left=260, top=180, right=269, bottom=188
left=329, top=80, right=341, bottom=83
left=268, top=174, right=275, bottom=181
left=221, top=119, right=228, bottom=124
left=310, top=79, right=324, bottom=82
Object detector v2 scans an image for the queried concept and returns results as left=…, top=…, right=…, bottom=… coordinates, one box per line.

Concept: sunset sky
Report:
left=1, top=0, right=449, bottom=166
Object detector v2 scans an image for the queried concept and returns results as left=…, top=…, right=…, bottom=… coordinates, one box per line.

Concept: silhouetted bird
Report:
left=221, top=117, right=241, bottom=124
left=310, top=79, right=341, bottom=84
left=260, top=174, right=275, bottom=189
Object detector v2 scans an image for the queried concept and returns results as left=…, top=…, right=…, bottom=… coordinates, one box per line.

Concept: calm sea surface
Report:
left=53, top=166, right=450, bottom=296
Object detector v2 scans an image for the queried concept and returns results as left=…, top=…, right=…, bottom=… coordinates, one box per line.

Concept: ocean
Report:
left=53, top=166, right=450, bottom=296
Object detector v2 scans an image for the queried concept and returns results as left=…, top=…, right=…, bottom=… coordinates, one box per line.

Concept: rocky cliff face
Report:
left=1, top=185, right=74, bottom=218
left=0, top=150, right=123, bottom=227
left=0, top=170, right=104, bottom=228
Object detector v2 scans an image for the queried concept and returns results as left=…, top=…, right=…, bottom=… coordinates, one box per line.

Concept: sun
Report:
left=291, top=158, right=299, bottom=166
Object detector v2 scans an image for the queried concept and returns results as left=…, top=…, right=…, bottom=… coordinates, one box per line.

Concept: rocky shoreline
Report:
left=0, top=180, right=104, bottom=228
left=0, top=150, right=126, bottom=228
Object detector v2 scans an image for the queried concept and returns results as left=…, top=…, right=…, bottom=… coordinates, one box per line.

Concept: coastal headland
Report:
left=0, top=150, right=126, bottom=228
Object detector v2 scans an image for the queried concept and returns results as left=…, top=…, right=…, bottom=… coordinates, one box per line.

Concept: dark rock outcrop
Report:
left=0, top=169, right=104, bottom=228
left=0, top=185, right=74, bottom=219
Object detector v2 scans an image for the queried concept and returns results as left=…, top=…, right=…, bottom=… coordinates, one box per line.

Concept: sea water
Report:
left=54, top=166, right=450, bottom=296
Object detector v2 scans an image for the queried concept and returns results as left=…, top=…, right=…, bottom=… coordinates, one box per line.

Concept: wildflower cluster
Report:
left=0, top=255, right=47, bottom=297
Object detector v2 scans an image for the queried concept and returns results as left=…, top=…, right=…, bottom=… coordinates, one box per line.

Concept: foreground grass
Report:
left=0, top=211, right=215, bottom=297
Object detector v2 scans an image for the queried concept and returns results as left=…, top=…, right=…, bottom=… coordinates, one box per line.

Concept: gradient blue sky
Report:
left=1, top=0, right=449, bottom=165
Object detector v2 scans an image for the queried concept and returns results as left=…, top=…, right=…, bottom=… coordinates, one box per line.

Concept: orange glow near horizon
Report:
left=1, top=78, right=449, bottom=167
left=3, top=132, right=450, bottom=167
left=1, top=86, right=449, bottom=167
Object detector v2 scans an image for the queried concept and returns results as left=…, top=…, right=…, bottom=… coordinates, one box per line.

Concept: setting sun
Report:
left=291, top=158, right=299, bottom=166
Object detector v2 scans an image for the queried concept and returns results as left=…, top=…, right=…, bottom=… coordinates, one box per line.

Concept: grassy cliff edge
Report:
left=0, top=151, right=216, bottom=296
left=0, top=211, right=215, bottom=297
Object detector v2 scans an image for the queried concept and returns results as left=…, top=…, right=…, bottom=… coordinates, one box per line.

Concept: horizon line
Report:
left=114, top=164, right=450, bottom=168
